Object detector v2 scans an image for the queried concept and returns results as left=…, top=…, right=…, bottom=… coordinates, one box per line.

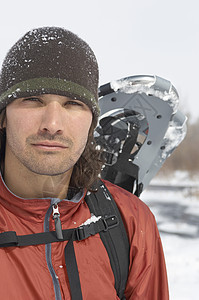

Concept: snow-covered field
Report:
left=141, top=172, right=199, bottom=300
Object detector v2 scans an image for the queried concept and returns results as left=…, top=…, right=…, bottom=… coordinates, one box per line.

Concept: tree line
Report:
left=160, top=115, right=199, bottom=175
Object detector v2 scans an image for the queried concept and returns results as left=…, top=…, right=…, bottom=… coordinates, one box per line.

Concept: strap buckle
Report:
left=103, top=151, right=118, bottom=166
left=102, top=215, right=119, bottom=231
left=75, top=215, right=119, bottom=241
left=75, top=223, right=96, bottom=241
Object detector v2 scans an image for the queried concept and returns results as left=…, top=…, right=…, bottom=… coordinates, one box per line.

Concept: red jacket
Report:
left=0, top=176, right=169, bottom=299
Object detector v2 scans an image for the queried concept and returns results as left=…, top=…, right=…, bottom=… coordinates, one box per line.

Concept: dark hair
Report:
left=0, top=109, right=102, bottom=190
left=0, top=109, right=6, bottom=174
left=70, top=124, right=103, bottom=190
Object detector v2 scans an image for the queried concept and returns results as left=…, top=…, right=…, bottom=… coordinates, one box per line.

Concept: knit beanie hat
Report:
left=0, top=27, right=100, bottom=126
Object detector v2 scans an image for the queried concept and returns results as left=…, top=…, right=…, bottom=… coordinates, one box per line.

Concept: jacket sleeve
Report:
left=124, top=198, right=169, bottom=300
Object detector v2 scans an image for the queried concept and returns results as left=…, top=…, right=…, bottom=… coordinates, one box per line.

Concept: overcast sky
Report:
left=0, top=0, right=198, bottom=121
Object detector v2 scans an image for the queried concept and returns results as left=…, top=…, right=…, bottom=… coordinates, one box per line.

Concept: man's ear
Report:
left=0, top=109, right=6, bottom=129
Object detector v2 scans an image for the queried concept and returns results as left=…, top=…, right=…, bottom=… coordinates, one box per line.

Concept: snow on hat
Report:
left=0, top=27, right=100, bottom=125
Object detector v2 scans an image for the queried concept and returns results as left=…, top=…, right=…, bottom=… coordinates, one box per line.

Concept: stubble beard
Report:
left=7, top=132, right=87, bottom=177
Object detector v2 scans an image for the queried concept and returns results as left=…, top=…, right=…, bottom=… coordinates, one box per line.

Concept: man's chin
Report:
left=27, top=166, right=74, bottom=177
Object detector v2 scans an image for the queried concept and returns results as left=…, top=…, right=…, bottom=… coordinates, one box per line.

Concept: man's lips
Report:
left=31, top=141, right=68, bottom=150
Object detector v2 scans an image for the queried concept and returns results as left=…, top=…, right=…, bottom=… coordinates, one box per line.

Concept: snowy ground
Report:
left=141, top=172, right=199, bottom=300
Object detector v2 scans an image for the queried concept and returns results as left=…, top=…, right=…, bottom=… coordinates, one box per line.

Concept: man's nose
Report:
left=39, top=101, right=64, bottom=135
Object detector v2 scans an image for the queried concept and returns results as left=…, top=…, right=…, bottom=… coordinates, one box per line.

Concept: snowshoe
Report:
left=94, top=75, right=187, bottom=196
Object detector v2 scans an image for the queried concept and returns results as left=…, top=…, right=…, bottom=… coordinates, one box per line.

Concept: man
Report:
left=0, top=27, right=169, bottom=299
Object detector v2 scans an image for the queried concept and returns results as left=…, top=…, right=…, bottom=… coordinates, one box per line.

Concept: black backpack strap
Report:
left=65, top=231, right=83, bottom=300
left=0, top=215, right=118, bottom=247
left=85, top=180, right=130, bottom=299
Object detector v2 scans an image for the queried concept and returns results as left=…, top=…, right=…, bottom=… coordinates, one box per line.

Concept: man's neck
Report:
left=3, top=161, right=73, bottom=200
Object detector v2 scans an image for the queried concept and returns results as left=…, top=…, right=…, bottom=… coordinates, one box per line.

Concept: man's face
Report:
left=5, top=94, right=93, bottom=176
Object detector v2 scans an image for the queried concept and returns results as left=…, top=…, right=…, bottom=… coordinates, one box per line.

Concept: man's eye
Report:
left=23, top=97, right=41, bottom=102
left=65, top=100, right=83, bottom=106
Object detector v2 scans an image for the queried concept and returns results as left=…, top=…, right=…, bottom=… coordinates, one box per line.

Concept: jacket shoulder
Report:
left=102, top=179, right=151, bottom=214
left=101, top=179, right=157, bottom=237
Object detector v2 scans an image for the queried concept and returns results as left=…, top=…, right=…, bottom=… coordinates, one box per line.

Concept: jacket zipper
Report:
left=44, top=201, right=62, bottom=300
left=52, top=204, right=63, bottom=240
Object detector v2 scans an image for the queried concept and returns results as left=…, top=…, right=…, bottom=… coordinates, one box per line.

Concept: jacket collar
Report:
left=0, top=173, right=86, bottom=220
